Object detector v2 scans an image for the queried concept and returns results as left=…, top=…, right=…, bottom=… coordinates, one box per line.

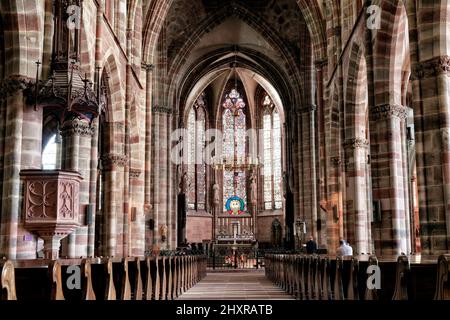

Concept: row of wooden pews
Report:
left=0, top=255, right=207, bottom=301
left=265, top=254, right=450, bottom=300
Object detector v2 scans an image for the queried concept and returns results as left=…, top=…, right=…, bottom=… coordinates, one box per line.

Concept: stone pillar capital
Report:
left=413, top=55, right=450, bottom=80
left=61, top=118, right=95, bottom=137
left=0, top=76, right=33, bottom=99
left=331, top=157, right=341, bottom=167
left=152, top=105, right=173, bottom=115
left=130, top=168, right=142, bottom=179
left=142, top=63, right=154, bottom=72
left=300, top=104, right=317, bottom=114
left=344, top=138, right=369, bottom=150
left=315, top=59, right=328, bottom=70
left=101, top=153, right=129, bottom=169
left=370, top=104, right=407, bottom=121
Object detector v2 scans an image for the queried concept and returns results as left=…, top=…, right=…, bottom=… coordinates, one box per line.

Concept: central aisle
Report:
left=177, top=270, right=294, bottom=300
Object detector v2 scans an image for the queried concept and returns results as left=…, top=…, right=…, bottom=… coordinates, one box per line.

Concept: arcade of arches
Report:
left=0, top=0, right=450, bottom=261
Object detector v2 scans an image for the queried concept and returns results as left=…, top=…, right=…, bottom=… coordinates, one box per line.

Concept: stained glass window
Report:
left=262, top=94, right=283, bottom=210
left=187, top=94, right=207, bottom=211
left=222, top=88, right=247, bottom=211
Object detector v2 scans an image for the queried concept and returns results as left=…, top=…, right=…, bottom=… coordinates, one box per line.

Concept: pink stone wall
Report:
left=186, top=216, right=213, bottom=243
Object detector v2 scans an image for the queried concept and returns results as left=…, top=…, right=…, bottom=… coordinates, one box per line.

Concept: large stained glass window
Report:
left=263, top=94, right=283, bottom=210
left=222, top=88, right=247, bottom=211
left=187, top=94, right=207, bottom=210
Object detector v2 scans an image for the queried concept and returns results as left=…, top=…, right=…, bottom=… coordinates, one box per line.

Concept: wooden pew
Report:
left=365, top=256, right=379, bottom=300
left=166, top=256, right=173, bottom=300
left=110, top=258, right=131, bottom=300
left=49, top=260, right=65, bottom=300
left=346, top=257, right=359, bottom=300
left=1, top=260, right=17, bottom=300
left=333, top=257, right=344, bottom=300
left=266, top=253, right=444, bottom=301
left=142, top=257, right=153, bottom=300
left=408, top=256, right=437, bottom=300
left=434, top=254, right=450, bottom=300
left=90, top=258, right=116, bottom=300
left=128, top=257, right=143, bottom=300
left=13, top=261, right=55, bottom=300
left=313, top=256, right=322, bottom=300
left=81, top=259, right=96, bottom=300
left=321, top=257, right=332, bottom=300
left=298, top=256, right=307, bottom=300
left=392, top=255, right=410, bottom=300
left=179, top=256, right=185, bottom=295
left=159, top=256, right=167, bottom=300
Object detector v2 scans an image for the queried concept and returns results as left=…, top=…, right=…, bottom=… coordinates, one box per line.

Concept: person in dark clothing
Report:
left=306, top=236, right=318, bottom=254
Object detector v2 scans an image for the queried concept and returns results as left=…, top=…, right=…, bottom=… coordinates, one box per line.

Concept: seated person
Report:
left=336, top=240, right=353, bottom=257
left=306, top=236, right=318, bottom=254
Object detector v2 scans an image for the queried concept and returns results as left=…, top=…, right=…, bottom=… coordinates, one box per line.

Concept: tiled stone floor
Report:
left=177, top=270, right=295, bottom=300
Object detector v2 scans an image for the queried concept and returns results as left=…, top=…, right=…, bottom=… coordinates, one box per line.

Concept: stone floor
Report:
left=177, top=270, right=295, bottom=300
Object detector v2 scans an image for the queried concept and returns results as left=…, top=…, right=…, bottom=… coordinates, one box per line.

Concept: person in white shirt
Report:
left=336, top=240, right=353, bottom=257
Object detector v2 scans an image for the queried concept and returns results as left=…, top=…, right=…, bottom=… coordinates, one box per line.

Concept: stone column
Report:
left=88, top=119, right=98, bottom=257
left=413, top=55, right=450, bottom=253
left=309, top=105, right=318, bottom=242
left=152, top=106, right=174, bottom=249
left=61, top=118, right=95, bottom=258
left=299, top=106, right=317, bottom=241
left=344, top=138, right=371, bottom=254
left=315, top=58, right=328, bottom=247
left=143, top=63, right=154, bottom=249
left=101, top=153, right=127, bottom=257
left=0, top=94, right=24, bottom=259
left=370, top=104, right=409, bottom=255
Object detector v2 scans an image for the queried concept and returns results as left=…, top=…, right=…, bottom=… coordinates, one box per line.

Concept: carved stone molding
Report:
left=101, top=153, right=129, bottom=168
left=130, top=168, right=142, bottom=179
left=61, top=119, right=95, bottom=137
left=331, top=157, right=341, bottom=167
left=344, top=138, right=369, bottom=150
left=300, top=104, right=317, bottom=114
left=334, top=26, right=342, bottom=37
left=315, top=59, right=328, bottom=70
left=370, top=104, right=407, bottom=121
left=152, top=105, right=173, bottom=114
left=413, top=55, right=450, bottom=80
left=0, top=76, right=33, bottom=99
left=141, top=63, right=154, bottom=72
